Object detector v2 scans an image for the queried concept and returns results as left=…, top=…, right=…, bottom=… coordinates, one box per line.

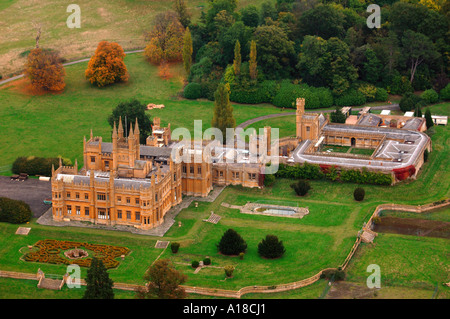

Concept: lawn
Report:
left=0, top=52, right=285, bottom=171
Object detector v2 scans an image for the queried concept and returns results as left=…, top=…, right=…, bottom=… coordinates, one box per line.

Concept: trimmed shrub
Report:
left=203, top=257, right=211, bottom=265
left=170, top=242, right=180, bottom=254
left=257, top=234, right=286, bottom=259
left=420, top=89, right=439, bottom=104
left=191, top=260, right=199, bottom=268
left=0, top=197, right=33, bottom=224
left=334, top=89, right=366, bottom=106
left=358, top=83, right=377, bottom=102
left=224, top=265, right=235, bottom=278
left=217, top=229, right=247, bottom=256
left=272, top=80, right=332, bottom=109
left=183, top=82, right=202, bottom=99
left=353, top=187, right=365, bottom=201
left=291, top=180, right=311, bottom=196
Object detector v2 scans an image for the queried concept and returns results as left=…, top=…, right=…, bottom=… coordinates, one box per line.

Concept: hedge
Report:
left=230, top=80, right=279, bottom=104
left=439, top=83, right=450, bottom=100
left=334, top=89, right=366, bottom=106
left=420, top=89, right=439, bottom=104
left=275, top=163, right=392, bottom=185
left=0, top=197, right=33, bottom=224
left=12, top=156, right=70, bottom=177
left=272, top=81, right=333, bottom=109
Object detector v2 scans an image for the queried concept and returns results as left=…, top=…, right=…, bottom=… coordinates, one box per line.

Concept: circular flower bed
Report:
left=23, top=239, right=129, bottom=269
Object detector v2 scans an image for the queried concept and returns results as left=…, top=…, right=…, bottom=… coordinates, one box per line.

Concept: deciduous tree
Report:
left=24, top=48, right=66, bottom=92
left=182, top=27, right=193, bottom=76
left=136, top=259, right=187, bottom=299
left=144, top=11, right=185, bottom=65
left=85, top=41, right=128, bottom=87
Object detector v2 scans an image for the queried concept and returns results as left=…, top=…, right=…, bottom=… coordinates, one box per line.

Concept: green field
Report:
left=0, top=52, right=286, bottom=171
left=0, top=0, right=276, bottom=77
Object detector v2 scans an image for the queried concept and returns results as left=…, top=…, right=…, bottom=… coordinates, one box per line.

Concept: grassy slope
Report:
left=0, top=52, right=284, bottom=170
left=0, top=0, right=276, bottom=76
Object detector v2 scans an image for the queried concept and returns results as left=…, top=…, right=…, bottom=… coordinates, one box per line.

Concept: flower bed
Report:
left=23, top=239, right=129, bottom=269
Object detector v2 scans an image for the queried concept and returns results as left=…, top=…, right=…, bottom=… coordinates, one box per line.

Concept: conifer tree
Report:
left=249, top=40, right=257, bottom=80
left=258, top=234, right=286, bottom=259
left=425, top=108, right=434, bottom=129
left=182, top=27, right=193, bottom=76
left=217, top=229, right=247, bottom=255
left=233, top=40, right=241, bottom=76
left=83, top=258, right=114, bottom=299
left=211, top=83, right=236, bottom=144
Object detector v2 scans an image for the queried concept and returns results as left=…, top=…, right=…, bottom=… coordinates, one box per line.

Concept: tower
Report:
left=296, top=98, right=305, bottom=139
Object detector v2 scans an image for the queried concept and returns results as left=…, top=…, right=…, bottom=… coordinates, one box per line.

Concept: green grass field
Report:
left=0, top=0, right=276, bottom=77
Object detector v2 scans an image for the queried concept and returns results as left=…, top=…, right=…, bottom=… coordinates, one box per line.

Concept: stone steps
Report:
left=38, top=277, right=64, bottom=290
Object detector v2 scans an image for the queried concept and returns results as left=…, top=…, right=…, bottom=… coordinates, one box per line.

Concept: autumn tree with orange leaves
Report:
left=144, top=11, right=185, bottom=65
left=24, top=48, right=66, bottom=92
left=85, top=41, right=129, bottom=87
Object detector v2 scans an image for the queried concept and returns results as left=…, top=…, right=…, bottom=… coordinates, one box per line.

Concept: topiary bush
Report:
left=0, top=197, right=33, bottom=224
left=183, top=82, right=203, bottom=99
left=224, top=265, right=235, bottom=278
left=353, top=187, right=365, bottom=201
left=170, top=242, right=180, bottom=254
left=217, top=229, right=247, bottom=256
left=191, top=260, right=199, bottom=268
left=257, top=234, right=286, bottom=259
left=290, top=180, right=311, bottom=196
left=203, top=257, right=211, bottom=265
left=420, top=89, right=439, bottom=104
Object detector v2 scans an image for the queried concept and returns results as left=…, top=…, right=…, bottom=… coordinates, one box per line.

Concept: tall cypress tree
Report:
left=83, top=258, right=114, bottom=299
left=249, top=40, right=257, bottom=80
left=233, top=40, right=241, bottom=76
left=182, top=27, right=193, bottom=76
left=211, top=83, right=236, bottom=144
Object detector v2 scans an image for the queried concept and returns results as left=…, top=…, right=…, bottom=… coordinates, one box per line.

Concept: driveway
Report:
left=0, top=176, right=52, bottom=218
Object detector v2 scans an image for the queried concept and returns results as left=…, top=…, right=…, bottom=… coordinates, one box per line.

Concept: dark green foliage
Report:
left=0, top=197, right=33, bottom=224
left=258, top=234, right=286, bottom=259
left=191, top=260, right=199, bottom=268
left=399, top=92, right=423, bottom=112
left=424, top=149, right=429, bottom=162
left=83, top=258, right=114, bottom=299
left=272, top=81, right=333, bottom=109
left=375, top=88, right=389, bottom=102
left=203, top=257, right=211, bottom=265
left=12, top=156, right=66, bottom=177
left=420, top=89, right=439, bottom=104
left=291, top=180, right=311, bottom=196
left=230, top=80, right=279, bottom=104
left=353, top=187, right=365, bottom=201
left=171, top=242, right=180, bottom=254
left=334, top=89, right=366, bottom=106
left=263, top=174, right=276, bottom=187
left=217, top=228, right=247, bottom=255
left=276, top=163, right=392, bottom=186
left=108, top=99, right=152, bottom=144
left=330, top=106, right=347, bottom=123
left=388, top=75, right=413, bottom=95
left=439, top=84, right=450, bottom=100
left=183, top=82, right=203, bottom=99
left=425, top=108, right=434, bottom=129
